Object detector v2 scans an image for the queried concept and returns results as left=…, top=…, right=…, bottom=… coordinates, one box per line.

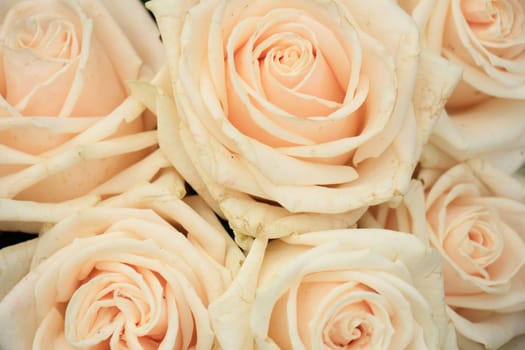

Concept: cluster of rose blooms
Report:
left=0, top=0, right=524, bottom=349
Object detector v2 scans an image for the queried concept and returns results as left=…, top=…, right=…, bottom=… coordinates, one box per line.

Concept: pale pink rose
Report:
left=0, top=191, right=244, bottom=350
left=360, top=157, right=525, bottom=348
left=416, top=159, right=525, bottom=349
left=0, top=0, right=165, bottom=231
left=209, top=230, right=457, bottom=350
left=399, top=0, right=525, bottom=173
left=145, top=0, right=461, bottom=240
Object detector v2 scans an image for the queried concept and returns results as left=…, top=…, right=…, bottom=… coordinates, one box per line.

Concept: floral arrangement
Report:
left=0, top=0, right=524, bottom=349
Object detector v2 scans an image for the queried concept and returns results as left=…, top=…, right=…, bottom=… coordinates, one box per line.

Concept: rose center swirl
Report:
left=8, top=15, right=80, bottom=61
left=294, top=281, right=398, bottom=349
left=256, top=32, right=316, bottom=89
left=225, top=7, right=358, bottom=148
left=461, top=0, right=524, bottom=42
left=444, top=205, right=504, bottom=278
left=64, top=261, right=168, bottom=348
left=323, top=303, right=374, bottom=349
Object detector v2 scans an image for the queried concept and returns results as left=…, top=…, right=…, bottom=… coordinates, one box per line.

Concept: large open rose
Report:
left=146, top=0, right=461, bottom=240
left=0, top=185, right=244, bottom=349
left=209, top=230, right=456, bottom=349
left=0, top=0, right=164, bottom=231
left=398, top=0, right=525, bottom=172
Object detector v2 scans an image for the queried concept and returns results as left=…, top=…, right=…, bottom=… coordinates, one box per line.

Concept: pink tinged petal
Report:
left=62, top=35, right=127, bottom=117
left=33, top=307, right=73, bottom=350
left=0, top=117, right=98, bottom=156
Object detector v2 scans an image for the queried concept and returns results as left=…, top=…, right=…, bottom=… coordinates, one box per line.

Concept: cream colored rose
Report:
left=0, top=191, right=244, bottom=350
left=399, top=0, right=525, bottom=173
left=146, top=0, right=461, bottom=240
left=0, top=0, right=165, bottom=231
left=361, top=157, right=525, bottom=348
left=417, top=159, right=525, bottom=349
left=209, top=230, right=457, bottom=350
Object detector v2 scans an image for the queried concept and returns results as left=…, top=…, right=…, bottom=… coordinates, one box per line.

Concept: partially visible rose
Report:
left=0, top=0, right=165, bottom=231
left=394, top=159, right=525, bottom=349
left=209, top=230, right=456, bottom=350
left=359, top=156, right=525, bottom=348
left=360, top=157, right=525, bottom=348
left=398, top=0, right=525, bottom=173
left=147, top=0, right=461, bottom=240
left=0, top=185, right=244, bottom=350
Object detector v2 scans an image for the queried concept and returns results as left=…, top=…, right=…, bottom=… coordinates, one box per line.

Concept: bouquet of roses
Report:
left=0, top=0, right=524, bottom=349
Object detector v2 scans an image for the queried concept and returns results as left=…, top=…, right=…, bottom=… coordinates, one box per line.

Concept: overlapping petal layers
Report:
left=209, top=230, right=456, bottom=350
left=420, top=160, right=525, bottom=349
left=362, top=158, right=525, bottom=349
left=0, top=187, right=244, bottom=350
left=0, top=0, right=165, bottom=232
left=147, top=0, right=461, bottom=240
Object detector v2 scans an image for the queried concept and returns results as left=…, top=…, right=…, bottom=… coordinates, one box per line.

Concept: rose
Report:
left=420, top=0, right=525, bottom=107
left=417, top=160, right=525, bottom=349
left=209, top=230, right=456, bottom=350
left=370, top=158, right=525, bottom=349
left=146, top=0, right=461, bottom=240
left=360, top=158, right=525, bottom=348
left=0, top=187, right=244, bottom=349
left=0, top=0, right=165, bottom=231
left=398, top=0, right=525, bottom=173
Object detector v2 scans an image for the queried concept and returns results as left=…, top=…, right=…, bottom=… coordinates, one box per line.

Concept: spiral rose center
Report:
left=256, top=33, right=317, bottom=89
left=444, top=206, right=503, bottom=278
left=8, top=16, right=80, bottom=61
left=324, top=304, right=373, bottom=349
left=461, top=0, right=524, bottom=41
left=225, top=7, right=358, bottom=148
left=65, top=262, right=168, bottom=348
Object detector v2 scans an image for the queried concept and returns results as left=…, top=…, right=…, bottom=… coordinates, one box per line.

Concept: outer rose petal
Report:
left=0, top=0, right=165, bottom=232
left=209, top=230, right=456, bottom=350
left=0, top=183, right=244, bottom=350
left=147, top=0, right=461, bottom=239
left=430, top=99, right=525, bottom=174
left=0, top=238, right=37, bottom=300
